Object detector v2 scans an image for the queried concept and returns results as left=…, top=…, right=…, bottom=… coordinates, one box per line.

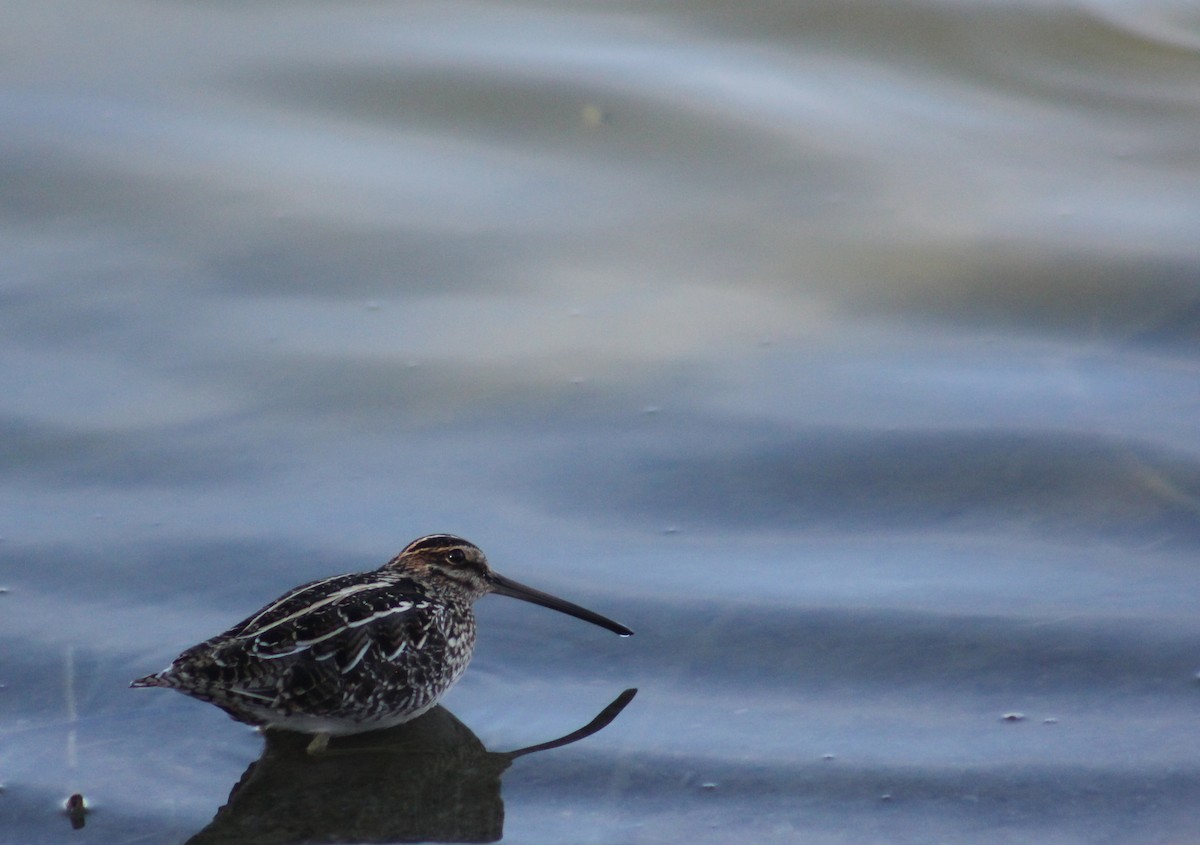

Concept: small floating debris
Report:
left=1001, top=712, right=1025, bottom=722
left=821, top=753, right=836, bottom=761
left=879, top=793, right=893, bottom=802
left=64, top=793, right=88, bottom=829
left=1042, top=717, right=1058, bottom=725
left=580, top=103, right=609, bottom=129
left=662, top=526, right=679, bottom=535
left=700, top=782, right=718, bottom=791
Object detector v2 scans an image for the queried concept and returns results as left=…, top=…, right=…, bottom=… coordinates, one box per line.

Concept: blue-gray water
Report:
left=3, top=1, right=1200, bottom=843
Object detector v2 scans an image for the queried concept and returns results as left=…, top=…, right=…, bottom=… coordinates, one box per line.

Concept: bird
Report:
left=131, top=534, right=632, bottom=752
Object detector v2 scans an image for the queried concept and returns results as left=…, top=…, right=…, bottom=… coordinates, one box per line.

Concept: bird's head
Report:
left=384, top=534, right=632, bottom=636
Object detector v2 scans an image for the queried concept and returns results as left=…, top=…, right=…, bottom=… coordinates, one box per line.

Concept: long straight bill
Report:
left=488, top=573, right=633, bottom=636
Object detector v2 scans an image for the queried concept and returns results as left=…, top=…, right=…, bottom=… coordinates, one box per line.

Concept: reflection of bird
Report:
left=184, top=689, right=638, bottom=845
left=132, top=535, right=632, bottom=752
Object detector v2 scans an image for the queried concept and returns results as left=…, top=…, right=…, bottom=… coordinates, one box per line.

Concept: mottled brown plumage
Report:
left=132, top=535, right=631, bottom=747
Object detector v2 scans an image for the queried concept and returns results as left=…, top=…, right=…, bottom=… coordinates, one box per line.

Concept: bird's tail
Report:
left=130, top=672, right=171, bottom=688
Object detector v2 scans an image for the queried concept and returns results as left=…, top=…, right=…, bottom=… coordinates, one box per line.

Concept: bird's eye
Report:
left=446, top=548, right=466, bottom=565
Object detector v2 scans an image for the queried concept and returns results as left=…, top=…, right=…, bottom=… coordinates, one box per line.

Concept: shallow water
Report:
left=3, top=1, right=1200, bottom=843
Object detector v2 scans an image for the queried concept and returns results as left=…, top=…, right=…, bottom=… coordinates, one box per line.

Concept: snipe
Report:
left=132, top=535, right=631, bottom=751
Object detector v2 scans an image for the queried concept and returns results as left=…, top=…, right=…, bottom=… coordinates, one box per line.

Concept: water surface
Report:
left=3, top=1, right=1200, bottom=843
